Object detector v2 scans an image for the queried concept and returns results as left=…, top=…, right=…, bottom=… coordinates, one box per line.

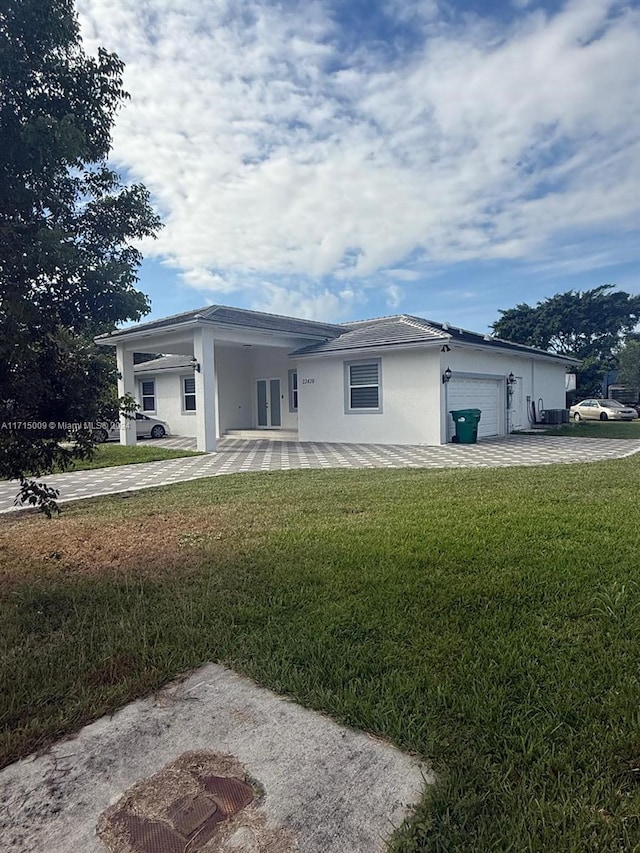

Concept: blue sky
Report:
left=78, top=0, right=640, bottom=333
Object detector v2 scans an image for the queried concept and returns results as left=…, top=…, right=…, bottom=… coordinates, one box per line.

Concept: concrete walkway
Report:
left=2, top=434, right=640, bottom=513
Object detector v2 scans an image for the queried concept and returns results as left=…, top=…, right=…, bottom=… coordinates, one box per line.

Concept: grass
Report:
left=2, top=459, right=640, bottom=851
left=56, top=442, right=201, bottom=471
left=534, top=419, right=640, bottom=439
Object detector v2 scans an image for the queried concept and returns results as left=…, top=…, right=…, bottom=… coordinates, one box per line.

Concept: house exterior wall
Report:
left=135, top=344, right=299, bottom=437
left=135, top=372, right=199, bottom=438
left=135, top=340, right=568, bottom=445
left=215, top=345, right=254, bottom=433
left=214, top=345, right=299, bottom=432
left=297, top=348, right=442, bottom=445
left=525, top=359, right=567, bottom=410
left=249, top=347, right=299, bottom=431
left=442, top=347, right=568, bottom=438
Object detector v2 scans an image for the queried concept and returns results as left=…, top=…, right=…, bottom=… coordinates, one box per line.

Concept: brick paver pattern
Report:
left=2, top=434, right=639, bottom=514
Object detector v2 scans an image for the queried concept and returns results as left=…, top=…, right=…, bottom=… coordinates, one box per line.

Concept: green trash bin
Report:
left=449, top=408, right=482, bottom=444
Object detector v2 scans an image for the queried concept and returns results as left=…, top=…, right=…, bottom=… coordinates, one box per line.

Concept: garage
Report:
left=447, top=377, right=504, bottom=439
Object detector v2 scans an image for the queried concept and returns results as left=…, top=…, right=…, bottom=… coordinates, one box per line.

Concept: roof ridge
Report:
left=139, top=304, right=215, bottom=325
left=428, top=318, right=491, bottom=338
left=400, top=315, right=450, bottom=338
left=201, top=306, right=220, bottom=319
left=99, top=302, right=348, bottom=340
left=339, top=314, right=449, bottom=339
left=338, top=313, right=405, bottom=327
left=204, top=303, right=344, bottom=329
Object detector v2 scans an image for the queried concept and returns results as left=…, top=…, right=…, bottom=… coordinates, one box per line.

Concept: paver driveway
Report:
left=1, top=434, right=639, bottom=513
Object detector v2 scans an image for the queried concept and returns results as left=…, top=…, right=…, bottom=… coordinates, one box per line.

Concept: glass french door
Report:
left=256, top=379, right=281, bottom=427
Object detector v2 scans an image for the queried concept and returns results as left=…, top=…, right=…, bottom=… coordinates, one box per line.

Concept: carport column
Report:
left=194, top=325, right=217, bottom=452
left=116, top=344, right=137, bottom=446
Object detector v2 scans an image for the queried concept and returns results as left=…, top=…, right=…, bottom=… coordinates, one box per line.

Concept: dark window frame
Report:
left=140, top=379, right=156, bottom=413
left=288, top=369, right=298, bottom=412
left=182, top=375, right=196, bottom=413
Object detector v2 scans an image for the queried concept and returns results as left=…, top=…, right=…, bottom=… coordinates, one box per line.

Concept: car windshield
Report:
left=601, top=400, right=626, bottom=409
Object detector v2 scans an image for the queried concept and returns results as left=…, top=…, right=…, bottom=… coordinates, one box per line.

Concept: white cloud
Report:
left=179, top=268, right=237, bottom=292
left=383, top=268, right=423, bottom=281
left=386, top=284, right=403, bottom=309
left=254, top=282, right=363, bottom=322
left=383, top=0, right=440, bottom=25
left=77, top=0, right=640, bottom=317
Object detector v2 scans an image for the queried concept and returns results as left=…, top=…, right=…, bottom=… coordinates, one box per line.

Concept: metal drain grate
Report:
left=116, top=812, right=185, bottom=853
left=167, top=793, right=220, bottom=837
left=109, top=776, right=255, bottom=852
left=98, top=754, right=261, bottom=853
left=201, top=775, right=255, bottom=818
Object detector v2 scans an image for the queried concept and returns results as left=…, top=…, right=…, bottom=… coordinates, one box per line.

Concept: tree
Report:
left=492, top=286, right=640, bottom=398
left=0, top=0, right=162, bottom=512
left=617, top=340, right=640, bottom=393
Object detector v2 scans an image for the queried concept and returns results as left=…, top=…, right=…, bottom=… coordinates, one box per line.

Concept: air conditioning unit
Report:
left=542, top=409, right=569, bottom=424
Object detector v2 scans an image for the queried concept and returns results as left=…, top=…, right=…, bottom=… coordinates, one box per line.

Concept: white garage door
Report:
left=447, top=378, right=502, bottom=438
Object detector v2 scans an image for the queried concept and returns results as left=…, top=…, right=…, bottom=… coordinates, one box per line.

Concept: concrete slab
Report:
left=0, top=664, right=431, bottom=853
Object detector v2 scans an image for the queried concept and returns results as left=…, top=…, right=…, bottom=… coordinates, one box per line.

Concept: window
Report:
left=141, top=380, right=155, bottom=412
left=183, top=376, right=196, bottom=412
left=288, top=369, right=298, bottom=412
left=345, top=359, right=382, bottom=413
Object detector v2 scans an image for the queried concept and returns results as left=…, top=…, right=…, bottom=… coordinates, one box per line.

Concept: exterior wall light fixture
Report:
left=442, top=366, right=452, bottom=384
left=191, top=357, right=201, bottom=373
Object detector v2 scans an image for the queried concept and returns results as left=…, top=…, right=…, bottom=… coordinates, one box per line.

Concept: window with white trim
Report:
left=182, top=376, right=196, bottom=412
left=288, top=369, right=298, bottom=412
left=141, top=380, right=155, bottom=412
left=345, top=360, right=382, bottom=413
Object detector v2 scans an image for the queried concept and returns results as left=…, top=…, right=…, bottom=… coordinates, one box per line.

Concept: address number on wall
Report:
left=302, top=378, right=315, bottom=385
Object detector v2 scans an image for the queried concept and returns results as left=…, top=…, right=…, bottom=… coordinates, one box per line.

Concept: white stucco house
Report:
left=95, top=305, right=575, bottom=451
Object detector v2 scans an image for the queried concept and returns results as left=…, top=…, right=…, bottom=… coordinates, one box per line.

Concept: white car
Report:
left=569, top=399, right=638, bottom=422
left=93, top=413, right=170, bottom=442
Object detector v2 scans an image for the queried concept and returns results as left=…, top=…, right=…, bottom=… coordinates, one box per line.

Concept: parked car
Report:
left=93, top=413, right=170, bottom=442
left=569, top=399, right=639, bottom=422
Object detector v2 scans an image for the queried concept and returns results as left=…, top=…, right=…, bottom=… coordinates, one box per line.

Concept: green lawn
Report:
left=2, top=459, right=640, bottom=851
left=536, top=419, right=640, bottom=439
left=58, top=442, right=201, bottom=471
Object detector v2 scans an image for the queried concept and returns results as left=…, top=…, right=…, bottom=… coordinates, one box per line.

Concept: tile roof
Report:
left=290, top=315, right=448, bottom=355
left=423, top=318, right=578, bottom=361
left=98, top=304, right=345, bottom=340
left=101, top=305, right=577, bottom=365
left=134, top=355, right=194, bottom=373
left=291, top=314, right=577, bottom=363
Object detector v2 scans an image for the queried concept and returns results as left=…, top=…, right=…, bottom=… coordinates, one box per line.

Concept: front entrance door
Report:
left=256, top=379, right=282, bottom=428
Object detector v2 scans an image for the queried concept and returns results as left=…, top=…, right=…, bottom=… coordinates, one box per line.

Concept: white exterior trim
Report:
left=343, top=358, right=383, bottom=415
left=116, top=345, right=136, bottom=446
left=194, top=325, right=216, bottom=452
